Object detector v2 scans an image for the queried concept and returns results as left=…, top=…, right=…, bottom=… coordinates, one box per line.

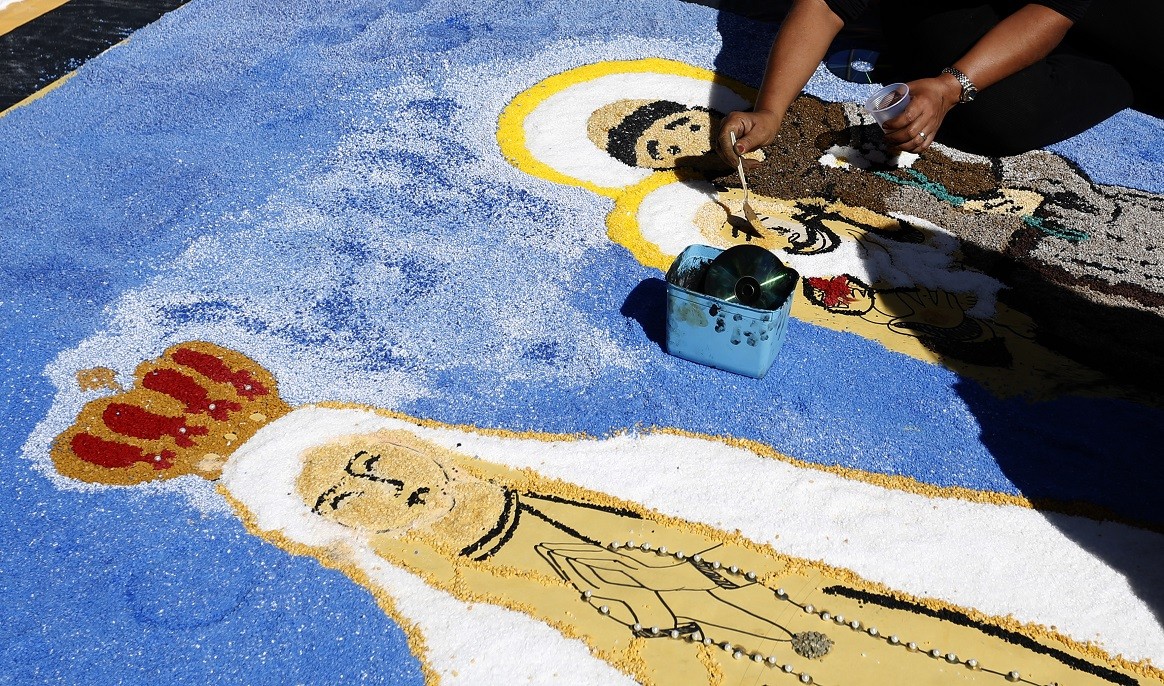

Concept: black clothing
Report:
left=824, top=0, right=1090, bottom=24
left=827, top=0, right=1159, bottom=156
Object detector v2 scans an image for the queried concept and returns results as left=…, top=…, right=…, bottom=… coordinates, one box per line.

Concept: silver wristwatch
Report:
left=941, top=66, right=978, bottom=103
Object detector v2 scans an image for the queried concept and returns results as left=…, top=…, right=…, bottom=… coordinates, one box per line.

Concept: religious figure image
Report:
left=587, top=98, right=726, bottom=172
left=46, top=341, right=1164, bottom=685
left=499, top=58, right=1164, bottom=400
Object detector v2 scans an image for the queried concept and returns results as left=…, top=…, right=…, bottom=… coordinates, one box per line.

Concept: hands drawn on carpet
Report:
left=47, top=341, right=1157, bottom=686
left=499, top=58, right=1164, bottom=397
left=533, top=539, right=815, bottom=650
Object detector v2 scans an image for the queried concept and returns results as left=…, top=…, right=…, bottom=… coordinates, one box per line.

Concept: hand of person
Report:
left=880, top=76, right=961, bottom=153
left=716, top=109, right=782, bottom=170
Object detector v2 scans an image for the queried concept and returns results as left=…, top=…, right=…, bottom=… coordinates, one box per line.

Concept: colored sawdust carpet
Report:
left=2, top=0, right=1163, bottom=684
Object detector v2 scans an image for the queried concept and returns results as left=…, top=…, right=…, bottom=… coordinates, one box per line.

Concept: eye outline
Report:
left=646, top=139, right=663, bottom=161
left=313, top=487, right=364, bottom=514
left=407, top=487, right=430, bottom=507
left=330, top=490, right=359, bottom=510
left=346, top=450, right=404, bottom=492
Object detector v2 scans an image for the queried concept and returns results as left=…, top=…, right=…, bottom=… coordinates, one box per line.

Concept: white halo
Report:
left=636, top=178, right=717, bottom=255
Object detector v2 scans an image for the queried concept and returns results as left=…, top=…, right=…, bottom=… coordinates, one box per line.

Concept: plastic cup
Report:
left=864, top=83, right=910, bottom=128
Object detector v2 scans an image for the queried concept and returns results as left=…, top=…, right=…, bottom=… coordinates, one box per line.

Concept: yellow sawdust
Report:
left=76, top=367, right=121, bottom=392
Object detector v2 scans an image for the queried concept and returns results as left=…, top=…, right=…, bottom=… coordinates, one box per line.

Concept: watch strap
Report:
left=941, top=66, right=978, bottom=103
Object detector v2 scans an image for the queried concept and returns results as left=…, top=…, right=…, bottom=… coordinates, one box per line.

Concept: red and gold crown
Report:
left=52, top=341, right=290, bottom=485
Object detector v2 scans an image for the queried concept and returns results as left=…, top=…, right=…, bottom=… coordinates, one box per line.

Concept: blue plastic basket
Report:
left=664, top=244, right=796, bottom=378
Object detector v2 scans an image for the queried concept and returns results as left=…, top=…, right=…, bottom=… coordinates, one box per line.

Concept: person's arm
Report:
left=715, top=0, right=845, bottom=168
left=883, top=3, right=1075, bottom=152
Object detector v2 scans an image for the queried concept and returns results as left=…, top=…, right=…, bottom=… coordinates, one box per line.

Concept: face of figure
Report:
left=960, top=188, right=1045, bottom=217
left=297, top=433, right=459, bottom=535
left=635, top=109, right=721, bottom=170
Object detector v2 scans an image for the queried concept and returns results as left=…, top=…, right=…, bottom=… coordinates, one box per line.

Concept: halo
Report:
left=616, top=175, right=716, bottom=267
left=499, top=58, right=754, bottom=198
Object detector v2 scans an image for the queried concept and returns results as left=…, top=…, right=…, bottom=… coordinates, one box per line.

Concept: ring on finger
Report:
left=918, top=131, right=927, bottom=141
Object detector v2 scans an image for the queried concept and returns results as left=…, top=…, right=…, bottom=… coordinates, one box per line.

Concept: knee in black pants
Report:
left=940, top=55, right=1133, bottom=156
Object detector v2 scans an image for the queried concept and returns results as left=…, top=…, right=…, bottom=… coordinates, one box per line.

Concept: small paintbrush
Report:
left=729, top=131, right=765, bottom=233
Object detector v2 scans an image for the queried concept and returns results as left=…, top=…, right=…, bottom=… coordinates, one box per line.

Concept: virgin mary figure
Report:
left=50, top=342, right=1164, bottom=686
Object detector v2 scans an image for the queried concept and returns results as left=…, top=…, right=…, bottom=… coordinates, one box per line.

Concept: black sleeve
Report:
left=822, top=0, right=871, bottom=24
left=1032, top=0, right=1090, bottom=22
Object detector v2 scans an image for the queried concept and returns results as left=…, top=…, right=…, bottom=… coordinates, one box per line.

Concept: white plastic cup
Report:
left=864, top=83, right=910, bottom=128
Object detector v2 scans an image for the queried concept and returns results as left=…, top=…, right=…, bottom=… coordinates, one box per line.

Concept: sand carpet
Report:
left=2, top=0, right=1162, bottom=684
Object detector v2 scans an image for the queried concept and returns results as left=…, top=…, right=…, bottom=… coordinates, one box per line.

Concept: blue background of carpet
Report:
left=2, top=0, right=1162, bottom=683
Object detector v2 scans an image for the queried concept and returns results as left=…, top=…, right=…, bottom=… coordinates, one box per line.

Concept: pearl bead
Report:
left=650, top=626, right=660, bottom=635
left=610, top=541, right=621, bottom=549
left=888, top=635, right=899, bottom=645
left=966, top=659, right=979, bottom=670
left=692, top=554, right=702, bottom=563
left=804, top=604, right=815, bottom=613
left=733, top=650, right=743, bottom=660
left=867, top=627, right=879, bottom=637
left=946, top=654, right=959, bottom=663
left=821, top=612, right=831, bottom=621
left=930, top=649, right=943, bottom=658
left=632, top=623, right=642, bottom=632
left=745, top=571, right=757, bottom=581
left=582, top=590, right=592, bottom=599
left=640, top=543, right=651, bottom=551
left=599, top=606, right=610, bottom=615
left=657, top=546, right=668, bottom=555
left=721, top=642, right=732, bottom=652
left=712, top=561, right=721, bottom=570
left=1007, top=671, right=1021, bottom=682
left=728, top=565, right=739, bottom=574
left=783, top=664, right=794, bottom=673
left=670, top=630, right=680, bottom=639
left=703, top=637, right=713, bottom=646
left=850, top=620, right=860, bottom=630
left=766, top=656, right=778, bottom=666
left=907, top=642, right=918, bottom=652
left=800, top=674, right=813, bottom=684
left=776, top=588, right=787, bottom=597
left=675, top=551, right=686, bottom=560
left=834, top=614, right=844, bottom=624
